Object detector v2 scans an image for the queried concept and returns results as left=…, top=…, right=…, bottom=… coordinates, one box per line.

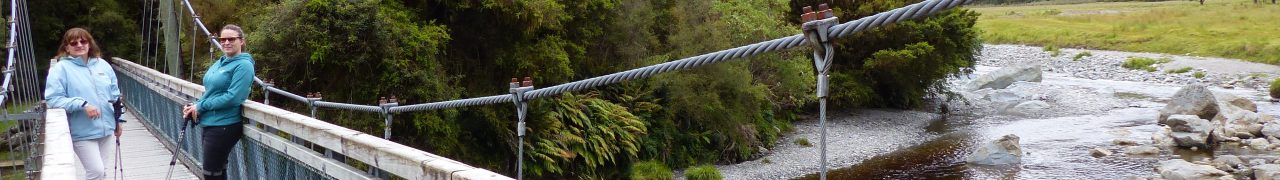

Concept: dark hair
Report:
left=56, top=28, right=101, bottom=59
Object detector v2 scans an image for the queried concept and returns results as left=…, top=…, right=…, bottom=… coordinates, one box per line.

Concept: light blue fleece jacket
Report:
left=45, top=56, right=120, bottom=141
left=195, top=53, right=254, bottom=126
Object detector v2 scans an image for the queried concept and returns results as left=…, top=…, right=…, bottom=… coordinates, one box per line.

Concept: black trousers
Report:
left=201, top=124, right=243, bottom=180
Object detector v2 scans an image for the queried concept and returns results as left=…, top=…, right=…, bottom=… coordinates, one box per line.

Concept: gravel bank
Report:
left=699, top=109, right=942, bottom=180
left=978, top=44, right=1279, bottom=90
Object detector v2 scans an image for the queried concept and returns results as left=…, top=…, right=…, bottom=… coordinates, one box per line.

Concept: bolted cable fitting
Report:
left=801, top=3, right=838, bottom=98
left=508, top=76, right=535, bottom=180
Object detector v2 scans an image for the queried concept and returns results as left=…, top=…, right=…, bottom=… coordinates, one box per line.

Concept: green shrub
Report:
left=1072, top=51, right=1092, bottom=61
left=528, top=93, right=648, bottom=176
left=1121, top=57, right=1170, bottom=72
left=1043, top=44, right=1061, bottom=57
left=1193, top=71, right=1206, bottom=79
left=685, top=165, right=723, bottom=180
left=1270, top=78, right=1280, bottom=99
left=630, top=161, right=674, bottom=180
left=1166, top=67, right=1193, bottom=74
left=794, top=138, right=812, bottom=147
left=814, top=1, right=983, bottom=109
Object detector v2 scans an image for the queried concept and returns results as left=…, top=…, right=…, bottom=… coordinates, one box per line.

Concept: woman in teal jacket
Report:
left=181, top=24, right=254, bottom=180
left=44, top=28, right=120, bottom=180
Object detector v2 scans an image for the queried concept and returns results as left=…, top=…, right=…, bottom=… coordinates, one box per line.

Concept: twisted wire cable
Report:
left=521, top=0, right=972, bottom=100
left=203, top=0, right=973, bottom=113
left=313, top=101, right=382, bottom=113
left=388, top=95, right=512, bottom=113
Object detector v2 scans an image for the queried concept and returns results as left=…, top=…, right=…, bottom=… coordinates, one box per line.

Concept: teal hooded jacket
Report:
left=196, top=53, right=254, bottom=126
left=44, top=56, right=120, bottom=141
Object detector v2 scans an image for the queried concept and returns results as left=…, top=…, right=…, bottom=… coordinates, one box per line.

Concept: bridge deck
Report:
left=72, top=110, right=198, bottom=179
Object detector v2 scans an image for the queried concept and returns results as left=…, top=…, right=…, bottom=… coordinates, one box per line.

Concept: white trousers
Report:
left=73, top=136, right=115, bottom=180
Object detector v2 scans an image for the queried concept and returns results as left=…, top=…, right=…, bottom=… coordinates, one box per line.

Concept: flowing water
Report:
left=792, top=67, right=1280, bottom=179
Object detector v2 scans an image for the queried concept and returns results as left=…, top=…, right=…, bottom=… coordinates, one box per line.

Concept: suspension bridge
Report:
left=0, top=0, right=973, bottom=179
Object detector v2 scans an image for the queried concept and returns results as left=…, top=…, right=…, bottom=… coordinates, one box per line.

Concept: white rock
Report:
left=1156, top=159, right=1234, bottom=180
left=1165, top=115, right=1214, bottom=148
left=1152, top=127, right=1177, bottom=147
left=1090, top=147, right=1112, bottom=158
left=1254, top=164, right=1280, bottom=180
left=1248, top=138, right=1271, bottom=150
left=966, top=134, right=1023, bottom=165
left=1124, top=146, right=1160, bottom=156
left=1213, top=155, right=1245, bottom=167
left=1263, top=122, right=1280, bottom=139
left=965, top=65, right=1043, bottom=91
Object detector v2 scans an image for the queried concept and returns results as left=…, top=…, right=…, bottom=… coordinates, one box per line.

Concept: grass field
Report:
left=972, top=0, right=1280, bottom=64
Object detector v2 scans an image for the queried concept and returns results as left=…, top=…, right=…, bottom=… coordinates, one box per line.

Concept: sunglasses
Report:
left=68, top=39, right=89, bottom=47
left=217, top=37, right=240, bottom=43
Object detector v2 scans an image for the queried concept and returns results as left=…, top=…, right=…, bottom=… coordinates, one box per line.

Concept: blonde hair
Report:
left=55, top=28, right=102, bottom=59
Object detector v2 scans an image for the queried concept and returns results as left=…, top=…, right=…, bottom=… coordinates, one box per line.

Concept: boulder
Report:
left=1166, top=115, right=1215, bottom=148
left=1216, top=105, right=1265, bottom=138
left=1264, top=122, right=1280, bottom=139
left=1004, top=100, right=1050, bottom=116
left=1214, top=92, right=1257, bottom=112
left=1124, top=146, right=1160, bottom=156
left=965, top=65, right=1042, bottom=91
left=1156, top=159, right=1234, bottom=180
left=1172, top=132, right=1212, bottom=149
left=1090, top=147, right=1112, bottom=158
left=1231, top=166, right=1254, bottom=180
left=1168, top=115, right=1212, bottom=132
left=1213, top=155, right=1245, bottom=167
left=1157, top=85, right=1218, bottom=125
left=1255, top=164, right=1280, bottom=180
left=966, top=134, right=1023, bottom=165
left=1248, top=138, right=1271, bottom=150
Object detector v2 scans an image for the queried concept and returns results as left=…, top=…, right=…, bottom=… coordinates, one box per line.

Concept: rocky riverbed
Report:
left=702, top=44, right=1280, bottom=179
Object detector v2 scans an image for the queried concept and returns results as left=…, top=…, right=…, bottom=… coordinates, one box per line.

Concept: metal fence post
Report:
left=379, top=96, right=398, bottom=139
left=801, top=4, right=837, bottom=180
left=262, top=80, right=272, bottom=106
left=509, top=77, right=533, bottom=180
left=305, top=92, right=321, bottom=118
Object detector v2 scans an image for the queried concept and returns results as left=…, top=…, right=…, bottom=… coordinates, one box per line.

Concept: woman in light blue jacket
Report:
left=44, top=27, right=120, bottom=180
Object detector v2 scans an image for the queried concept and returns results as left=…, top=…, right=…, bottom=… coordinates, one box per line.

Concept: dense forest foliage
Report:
left=20, top=0, right=978, bottom=178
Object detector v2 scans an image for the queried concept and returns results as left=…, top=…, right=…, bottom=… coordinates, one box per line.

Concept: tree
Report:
left=791, top=0, right=982, bottom=109
left=243, top=0, right=463, bottom=159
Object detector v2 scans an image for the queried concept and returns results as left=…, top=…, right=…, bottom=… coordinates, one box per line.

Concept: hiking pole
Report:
left=114, top=99, right=125, bottom=180
left=166, top=106, right=195, bottom=180
left=114, top=134, right=123, bottom=180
